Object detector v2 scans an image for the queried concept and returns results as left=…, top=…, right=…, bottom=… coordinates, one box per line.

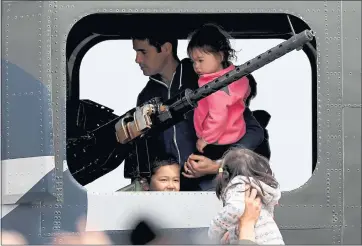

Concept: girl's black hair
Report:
left=151, top=155, right=179, bottom=175
left=146, top=155, right=180, bottom=183
left=187, top=23, right=236, bottom=68
left=215, top=148, right=278, bottom=200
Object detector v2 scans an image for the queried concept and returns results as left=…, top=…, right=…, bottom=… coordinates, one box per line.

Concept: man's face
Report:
left=132, top=39, right=168, bottom=76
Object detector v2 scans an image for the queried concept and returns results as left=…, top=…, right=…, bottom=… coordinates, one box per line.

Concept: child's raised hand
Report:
left=242, top=186, right=262, bottom=223
left=196, top=138, right=208, bottom=153
left=221, top=231, right=230, bottom=244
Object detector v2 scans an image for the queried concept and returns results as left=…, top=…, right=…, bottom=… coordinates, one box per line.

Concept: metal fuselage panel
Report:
left=1, top=1, right=361, bottom=245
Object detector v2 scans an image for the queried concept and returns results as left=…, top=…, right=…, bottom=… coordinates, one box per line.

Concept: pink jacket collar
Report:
left=198, top=64, right=235, bottom=85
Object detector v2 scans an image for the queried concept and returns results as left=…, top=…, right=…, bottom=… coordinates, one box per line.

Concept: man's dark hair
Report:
left=131, top=31, right=179, bottom=60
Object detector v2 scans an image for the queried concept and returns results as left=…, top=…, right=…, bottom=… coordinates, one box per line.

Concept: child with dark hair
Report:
left=209, top=148, right=284, bottom=245
left=187, top=23, right=251, bottom=160
left=143, top=155, right=181, bottom=192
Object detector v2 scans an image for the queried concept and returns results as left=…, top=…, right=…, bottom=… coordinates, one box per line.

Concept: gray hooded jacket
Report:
left=208, top=176, right=285, bottom=245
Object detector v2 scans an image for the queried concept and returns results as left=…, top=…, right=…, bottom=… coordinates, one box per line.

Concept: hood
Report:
left=227, top=175, right=281, bottom=207
left=198, top=64, right=235, bottom=86
left=252, top=110, right=271, bottom=129
left=149, top=58, right=193, bottom=87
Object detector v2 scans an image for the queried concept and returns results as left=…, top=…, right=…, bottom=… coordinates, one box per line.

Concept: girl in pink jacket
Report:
left=187, top=23, right=250, bottom=160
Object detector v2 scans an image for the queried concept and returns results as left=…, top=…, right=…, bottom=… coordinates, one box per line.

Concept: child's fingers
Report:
left=255, top=196, right=262, bottom=205
left=221, top=232, right=229, bottom=244
left=249, top=188, right=258, bottom=199
left=245, top=186, right=251, bottom=197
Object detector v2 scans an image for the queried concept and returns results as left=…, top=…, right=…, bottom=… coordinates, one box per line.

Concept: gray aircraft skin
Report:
left=1, top=1, right=361, bottom=245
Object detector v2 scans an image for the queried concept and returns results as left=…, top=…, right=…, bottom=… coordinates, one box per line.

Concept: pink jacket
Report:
left=194, top=64, right=249, bottom=145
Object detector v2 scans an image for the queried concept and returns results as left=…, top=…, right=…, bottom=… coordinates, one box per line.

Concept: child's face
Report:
left=150, top=164, right=180, bottom=191
left=190, top=48, right=224, bottom=75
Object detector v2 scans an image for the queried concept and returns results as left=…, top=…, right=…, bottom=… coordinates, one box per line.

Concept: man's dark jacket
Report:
left=252, top=110, right=271, bottom=160
left=124, top=58, right=265, bottom=185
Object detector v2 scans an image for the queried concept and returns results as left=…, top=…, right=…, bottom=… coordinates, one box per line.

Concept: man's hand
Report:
left=196, top=138, right=208, bottom=153
left=238, top=187, right=262, bottom=242
left=182, top=154, right=219, bottom=178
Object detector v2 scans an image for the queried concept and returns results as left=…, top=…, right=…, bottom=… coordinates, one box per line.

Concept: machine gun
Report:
left=66, top=29, right=314, bottom=186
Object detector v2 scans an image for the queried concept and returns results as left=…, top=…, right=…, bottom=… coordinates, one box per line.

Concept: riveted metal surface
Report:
left=320, top=136, right=343, bottom=169
left=1, top=1, right=359, bottom=244
left=49, top=0, right=336, bottom=233
left=342, top=206, right=362, bottom=244
left=324, top=1, right=342, bottom=39
left=344, top=206, right=362, bottom=229
left=36, top=1, right=67, bottom=237
left=275, top=206, right=340, bottom=229
left=319, top=106, right=343, bottom=145
left=280, top=228, right=339, bottom=244
left=2, top=1, right=42, bottom=19
left=275, top=159, right=338, bottom=208
left=316, top=8, right=343, bottom=235
left=1, top=1, right=56, bottom=205
left=2, top=1, right=44, bottom=80
left=40, top=169, right=87, bottom=237
left=342, top=108, right=362, bottom=207
left=321, top=48, right=342, bottom=104
left=325, top=168, right=343, bottom=207
left=320, top=2, right=342, bottom=106
left=340, top=4, right=361, bottom=243
left=342, top=1, right=361, bottom=105
left=342, top=226, right=362, bottom=245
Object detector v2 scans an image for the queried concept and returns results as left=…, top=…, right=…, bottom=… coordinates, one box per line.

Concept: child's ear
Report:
left=218, top=51, right=224, bottom=62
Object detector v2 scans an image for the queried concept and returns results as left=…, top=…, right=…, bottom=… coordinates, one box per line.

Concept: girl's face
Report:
left=149, top=164, right=180, bottom=191
left=190, top=48, right=224, bottom=75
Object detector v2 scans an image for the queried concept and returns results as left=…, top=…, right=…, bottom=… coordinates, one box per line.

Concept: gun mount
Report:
left=66, top=29, right=314, bottom=185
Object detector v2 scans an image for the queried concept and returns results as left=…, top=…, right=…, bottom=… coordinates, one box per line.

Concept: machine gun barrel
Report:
left=168, top=29, right=314, bottom=114
left=189, top=30, right=315, bottom=103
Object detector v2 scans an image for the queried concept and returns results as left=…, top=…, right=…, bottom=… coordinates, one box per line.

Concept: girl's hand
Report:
left=221, top=231, right=230, bottom=244
left=196, top=138, right=208, bottom=153
left=238, top=187, right=262, bottom=242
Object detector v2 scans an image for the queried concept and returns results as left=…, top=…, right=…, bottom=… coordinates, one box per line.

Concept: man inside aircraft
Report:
left=125, top=28, right=264, bottom=191
left=244, top=74, right=271, bottom=160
